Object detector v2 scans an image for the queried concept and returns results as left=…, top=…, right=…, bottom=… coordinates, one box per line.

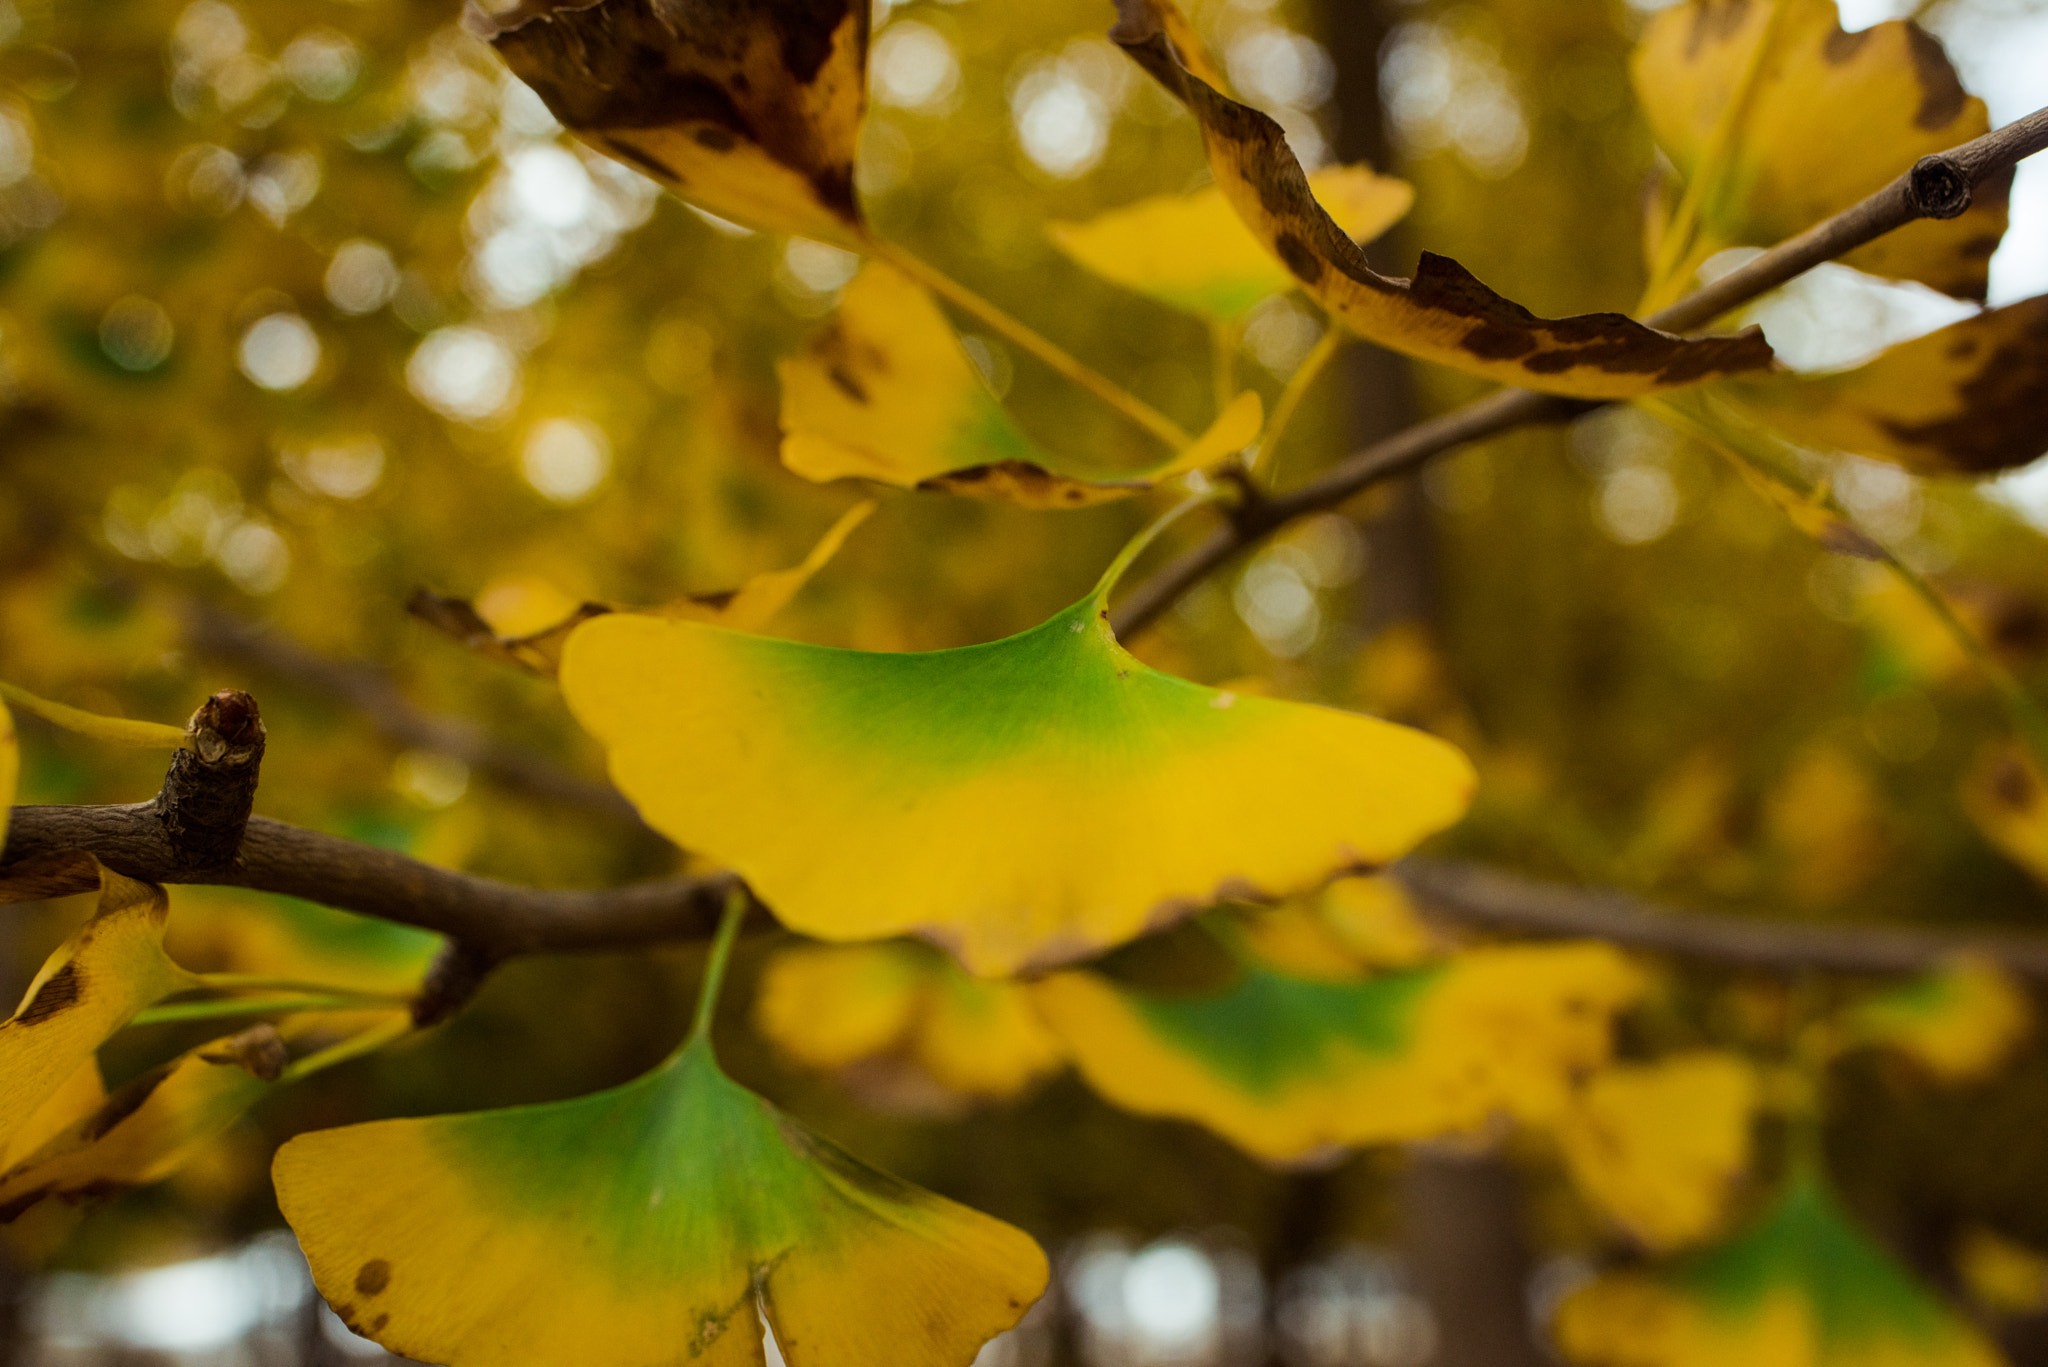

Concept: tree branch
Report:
left=1110, top=104, right=2048, bottom=637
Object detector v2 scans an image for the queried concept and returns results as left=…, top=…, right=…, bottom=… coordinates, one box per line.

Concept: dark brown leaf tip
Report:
left=199, top=1023, right=289, bottom=1081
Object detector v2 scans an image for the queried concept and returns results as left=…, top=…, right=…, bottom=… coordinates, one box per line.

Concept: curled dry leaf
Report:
left=466, top=0, right=869, bottom=243
left=1051, top=165, right=1414, bottom=323
left=560, top=593, right=1472, bottom=976
left=0, top=1025, right=285, bottom=1223
left=1721, top=296, right=2048, bottom=476
left=1109, top=0, right=1772, bottom=398
left=1033, top=942, right=1644, bottom=1162
left=276, top=1037, right=1048, bottom=1367
left=780, top=262, right=1264, bottom=507
left=411, top=502, right=875, bottom=678
left=0, top=855, right=194, bottom=1155
left=1633, top=0, right=2007, bottom=301
left=1555, top=1173, right=2004, bottom=1367
left=1552, top=1052, right=1760, bottom=1253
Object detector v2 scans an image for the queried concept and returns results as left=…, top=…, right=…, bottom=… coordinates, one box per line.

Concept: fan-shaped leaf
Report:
left=275, top=1037, right=1047, bottom=1367
left=0, top=855, right=193, bottom=1154
left=1555, top=1173, right=2005, bottom=1367
left=1233, top=876, right=1437, bottom=980
left=1108, top=0, right=1771, bottom=398
left=1633, top=0, right=2006, bottom=301
left=560, top=591, right=1472, bottom=976
left=1051, top=165, right=1414, bottom=322
left=467, top=0, right=868, bottom=243
left=1553, top=1052, right=1759, bottom=1252
left=1033, top=943, right=1644, bottom=1161
left=779, top=262, right=1263, bottom=507
left=1721, top=297, right=2048, bottom=475
left=755, top=941, right=1065, bottom=1100
left=1839, top=959, right=2030, bottom=1084
left=0, top=1024, right=284, bottom=1222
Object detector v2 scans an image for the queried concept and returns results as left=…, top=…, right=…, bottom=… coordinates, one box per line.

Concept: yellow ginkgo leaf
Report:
left=1721, top=297, right=2048, bottom=476
left=559, top=554, right=1473, bottom=975
left=1051, top=165, right=1414, bottom=322
left=1956, top=1227, right=2048, bottom=1317
left=755, top=941, right=1064, bottom=1100
left=0, top=679, right=188, bottom=749
left=411, top=502, right=876, bottom=678
left=1632, top=0, right=2006, bottom=301
left=1108, top=0, right=1772, bottom=398
left=1554, top=1173, right=2006, bottom=1367
left=1033, top=943, right=1644, bottom=1162
left=0, top=1057, right=104, bottom=1262
left=1235, top=875, right=1437, bottom=981
left=1553, top=1052, right=1760, bottom=1252
left=779, top=262, right=1263, bottom=507
left=0, top=855, right=194, bottom=1155
left=276, top=1037, right=1047, bottom=1366
left=0, top=1024, right=285, bottom=1222
left=1960, top=742, right=2048, bottom=888
left=467, top=0, right=868, bottom=244
left=1839, top=958, right=2031, bottom=1084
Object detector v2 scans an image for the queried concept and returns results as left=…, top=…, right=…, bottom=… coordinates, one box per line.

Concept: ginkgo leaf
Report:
left=0, top=680, right=188, bottom=749
left=1838, top=959, right=2030, bottom=1084
left=559, top=571, right=1473, bottom=975
left=1552, top=1052, right=1760, bottom=1252
left=1233, top=876, right=1437, bottom=981
left=1051, top=165, right=1414, bottom=322
left=1720, top=297, right=2048, bottom=475
left=165, top=886, right=443, bottom=997
left=1632, top=0, right=2006, bottom=301
left=0, top=1057, right=104, bottom=1263
left=1032, top=943, right=1644, bottom=1161
left=466, top=0, right=868, bottom=244
left=0, top=1025, right=285, bottom=1222
left=410, top=502, right=876, bottom=678
left=1960, top=743, right=2048, bottom=888
left=1108, top=0, right=1772, bottom=398
left=779, top=262, right=1264, bottom=507
left=1956, top=1227, right=2048, bottom=1317
left=0, top=855, right=194, bottom=1155
left=755, top=941, right=1065, bottom=1100
left=1554, top=1173, right=2005, bottom=1367
left=275, top=1036, right=1048, bottom=1367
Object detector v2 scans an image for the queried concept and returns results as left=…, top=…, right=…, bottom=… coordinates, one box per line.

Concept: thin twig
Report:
left=3, top=801, right=737, bottom=957
left=182, top=600, right=644, bottom=826
left=1396, top=858, right=2048, bottom=980
left=1110, top=104, right=2048, bottom=637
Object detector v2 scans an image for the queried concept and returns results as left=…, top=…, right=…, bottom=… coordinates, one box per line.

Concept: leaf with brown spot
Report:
left=1633, top=0, right=2007, bottom=300
left=1108, top=0, right=1771, bottom=398
left=465, top=0, right=868, bottom=243
left=780, top=260, right=1265, bottom=505
left=410, top=502, right=874, bottom=678
left=0, top=856, right=194, bottom=1156
left=1720, top=295, right=2048, bottom=475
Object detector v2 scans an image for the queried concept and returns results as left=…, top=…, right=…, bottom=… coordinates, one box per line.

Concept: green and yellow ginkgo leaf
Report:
left=755, top=941, right=1066, bottom=1101
left=164, top=886, right=443, bottom=998
left=1837, top=958, right=2031, bottom=1084
left=1552, top=1051, right=1760, bottom=1252
left=1231, top=875, right=1438, bottom=981
left=1108, top=1, right=1772, bottom=398
left=1720, top=296, right=2048, bottom=475
left=1554, top=1173, right=2006, bottom=1367
left=468, top=0, right=868, bottom=244
left=559, top=528, right=1473, bottom=976
left=276, top=910, right=1048, bottom=1367
left=409, top=502, right=876, bottom=678
left=0, top=1024, right=285, bottom=1222
left=779, top=262, right=1263, bottom=507
left=0, top=854, right=195, bottom=1155
left=1632, top=0, right=2006, bottom=302
left=1032, top=942, right=1644, bottom=1161
left=1050, top=165, right=1414, bottom=323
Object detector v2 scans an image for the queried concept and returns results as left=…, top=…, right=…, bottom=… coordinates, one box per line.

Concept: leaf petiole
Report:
left=131, top=991, right=405, bottom=1027
left=1249, top=325, right=1347, bottom=483
left=1091, top=485, right=1229, bottom=606
left=687, top=887, right=751, bottom=1049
